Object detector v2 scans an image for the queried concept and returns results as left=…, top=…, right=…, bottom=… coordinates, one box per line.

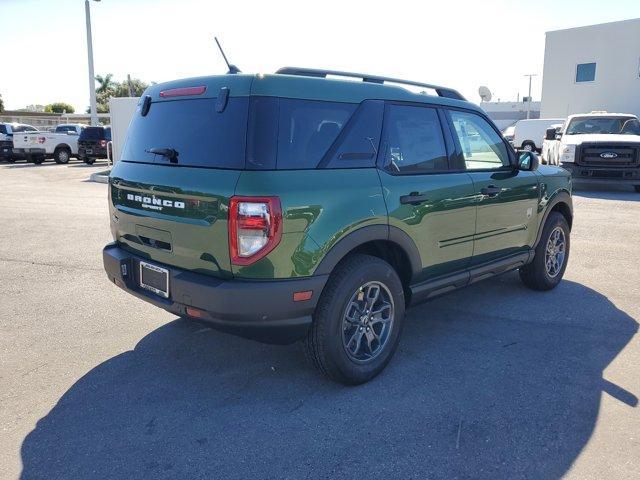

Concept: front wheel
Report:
left=304, top=254, right=405, bottom=385
left=520, top=212, right=570, bottom=290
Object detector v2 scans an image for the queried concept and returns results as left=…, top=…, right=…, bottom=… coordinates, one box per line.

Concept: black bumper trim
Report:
left=103, top=243, right=328, bottom=344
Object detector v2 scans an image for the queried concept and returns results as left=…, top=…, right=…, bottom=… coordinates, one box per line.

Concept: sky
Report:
left=1, top=0, right=639, bottom=112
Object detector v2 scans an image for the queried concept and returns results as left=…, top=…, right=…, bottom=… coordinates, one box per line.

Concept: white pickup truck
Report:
left=12, top=124, right=86, bottom=164
left=545, top=112, right=640, bottom=192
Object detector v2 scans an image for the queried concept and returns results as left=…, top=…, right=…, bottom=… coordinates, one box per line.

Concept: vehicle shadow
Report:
left=20, top=275, right=638, bottom=479
left=573, top=183, right=640, bottom=202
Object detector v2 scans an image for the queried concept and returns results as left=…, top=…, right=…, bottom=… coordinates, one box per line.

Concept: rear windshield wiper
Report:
left=145, top=147, right=179, bottom=163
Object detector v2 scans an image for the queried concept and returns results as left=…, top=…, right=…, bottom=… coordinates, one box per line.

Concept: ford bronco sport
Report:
left=103, top=68, right=573, bottom=384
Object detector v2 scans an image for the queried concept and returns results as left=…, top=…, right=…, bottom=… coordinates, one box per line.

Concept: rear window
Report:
left=121, top=96, right=376, bottom=170
left=0, top=125, right=7, bottom=134
left=80, top=127, right=105, bottom=140
left=121, top=97, right=248, bottom=169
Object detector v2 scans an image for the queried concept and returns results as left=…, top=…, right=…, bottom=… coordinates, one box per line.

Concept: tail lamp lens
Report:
left=229, top=196, right=282, bottom=265
left=100, top=139, right=107, bottom=147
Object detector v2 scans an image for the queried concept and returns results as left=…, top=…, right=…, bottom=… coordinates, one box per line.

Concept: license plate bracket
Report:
left=139, top=261, right=169, bottom=298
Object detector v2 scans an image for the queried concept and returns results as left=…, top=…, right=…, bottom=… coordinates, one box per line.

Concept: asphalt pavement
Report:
left=0, top=160, right=638, bottom=479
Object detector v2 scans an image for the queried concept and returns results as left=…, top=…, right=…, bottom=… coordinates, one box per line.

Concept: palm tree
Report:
left=95, top=74, right=114, bottom=95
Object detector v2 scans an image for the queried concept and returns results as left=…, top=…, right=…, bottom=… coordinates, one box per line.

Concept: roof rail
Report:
left=275, top=67, right=466, bottom=101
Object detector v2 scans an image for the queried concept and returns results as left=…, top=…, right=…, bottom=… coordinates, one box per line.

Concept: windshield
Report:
left=566, top=116, right=640, bottom=135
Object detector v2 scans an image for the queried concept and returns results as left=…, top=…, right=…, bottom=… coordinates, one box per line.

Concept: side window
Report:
left=449, top=111, right=510, bottom=170
left=322, top=100, right=384, bottom=169
left=382, top=104, right=448, bottom=173
left=276, top=99, right=356, bottom=169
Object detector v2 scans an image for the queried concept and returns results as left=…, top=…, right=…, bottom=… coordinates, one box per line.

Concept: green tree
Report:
left=44, top=102, right=75, bottom=114
left=89, top=74, right=151, bottom=113
left=0, top=93, right=4, bottom=113
left=95, top=74, right=115, bottom=95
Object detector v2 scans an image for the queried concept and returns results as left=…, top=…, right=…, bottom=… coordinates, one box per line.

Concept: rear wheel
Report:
left=634, top=185, right=640, bottom=193
left=522, top=141, right=536, bottom=152
left=84, top=157, right=95, bottom=165
left=304, top=254, right=405, bottom=385
left=32, top=155, right=45, bottom=165
left=520, top=212, right=570, bottom=290
left=53, top=147, right=71, bottom=164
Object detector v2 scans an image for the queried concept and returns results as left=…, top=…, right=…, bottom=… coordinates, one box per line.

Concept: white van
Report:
left=512, top=118, right=565, bottom=152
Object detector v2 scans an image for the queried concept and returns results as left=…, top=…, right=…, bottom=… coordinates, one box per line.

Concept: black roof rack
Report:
left=275, top=67, right=466, bottom=101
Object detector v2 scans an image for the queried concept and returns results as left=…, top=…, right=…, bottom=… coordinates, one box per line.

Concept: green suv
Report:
left=103, top=68, right=573, bottom=384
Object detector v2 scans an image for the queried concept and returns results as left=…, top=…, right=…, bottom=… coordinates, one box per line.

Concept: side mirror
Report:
left=518, top=151, right=539, bottom=171
left=545, top=127, right=557, bottom=141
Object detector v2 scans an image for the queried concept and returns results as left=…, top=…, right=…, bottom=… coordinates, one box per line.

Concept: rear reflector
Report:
left=293, top=291, right=313, bottom=302
left=159, top=86, right=207, bottom=98
left=186, top=306, right=205, bottom=318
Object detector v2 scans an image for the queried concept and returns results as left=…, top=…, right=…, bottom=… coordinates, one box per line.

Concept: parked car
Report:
left=0, top=123, right=38, bottom=161
left=541, top=123, right=564, bottom=164
left=547, top=112, right=640, bottom=192
left=78, top=126, right=111, bottom=164
left=11, top=123, right=85, bottom=164
left=512, top=118, right=565, bottom=152
left=103, top=68, right=573, bottom=384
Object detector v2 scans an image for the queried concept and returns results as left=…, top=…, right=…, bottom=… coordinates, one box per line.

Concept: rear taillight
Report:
left=229, top=196, right=282, bottom=266
left=100, top=139, right=107, bottom=147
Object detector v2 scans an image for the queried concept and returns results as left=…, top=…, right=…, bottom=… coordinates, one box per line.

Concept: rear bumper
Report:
left=103, top=243, right=327, bottom=344
left=79, top=146, right=108, bottom=158
left=562, top=162, right=640, bottom=185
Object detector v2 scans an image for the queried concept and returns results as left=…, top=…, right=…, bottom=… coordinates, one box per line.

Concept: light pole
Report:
left=85, top=0, right=100, bottom=126
left=524, top=74, right=537, bottom=119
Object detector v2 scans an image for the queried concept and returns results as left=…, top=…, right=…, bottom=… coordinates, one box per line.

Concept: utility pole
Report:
left=524, top=74, right=537, bottom=119
left=85, top=0, right=101, bottom=126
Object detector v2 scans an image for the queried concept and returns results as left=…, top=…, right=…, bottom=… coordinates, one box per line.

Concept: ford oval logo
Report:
left=600, top=151, right=618, bottom=159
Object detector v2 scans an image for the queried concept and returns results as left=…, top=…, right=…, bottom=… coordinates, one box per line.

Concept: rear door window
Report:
left=121, top=97, right=249, bottom=169
left=382, top=104, right=448, bottom=173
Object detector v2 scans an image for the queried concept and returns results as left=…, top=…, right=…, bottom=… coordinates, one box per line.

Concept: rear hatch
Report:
left=109, top=75, right=254, bottom=279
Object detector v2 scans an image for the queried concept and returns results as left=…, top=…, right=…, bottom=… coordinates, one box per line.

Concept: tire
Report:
left=32, top=154, right=45, bottom=165
left=634, top=186, right=640, bottom=193
left=84, top=157, right=95, bottom=165
left=53, top=147, right=71, bottom=164
left=522, top=141, right=536, bottom=152
left=304, top=254, right=405, bottom=385
left=520, top=212, right=570, bottom=291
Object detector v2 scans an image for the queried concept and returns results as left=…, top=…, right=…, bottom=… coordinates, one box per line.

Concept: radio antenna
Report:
left=214, top=37, right=241, bottom=74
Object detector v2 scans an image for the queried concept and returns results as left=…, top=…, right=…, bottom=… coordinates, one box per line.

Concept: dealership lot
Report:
left=0, top=163, right=638, bottom=479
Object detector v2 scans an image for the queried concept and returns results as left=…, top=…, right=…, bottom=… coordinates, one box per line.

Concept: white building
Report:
left=541, top=18, right=640, bottom=118
left=480, top=101, right=541, bottom=130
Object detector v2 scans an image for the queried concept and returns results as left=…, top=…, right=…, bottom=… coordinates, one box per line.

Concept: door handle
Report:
left=480, top=185, right=502, bottom=197
left=400, top=192, right=429, bottom=205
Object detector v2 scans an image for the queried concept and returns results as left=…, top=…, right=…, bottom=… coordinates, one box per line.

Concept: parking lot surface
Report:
left=0, top=161, right=638, bottom=479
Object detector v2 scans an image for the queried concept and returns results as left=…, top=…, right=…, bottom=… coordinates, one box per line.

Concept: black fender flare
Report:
left=313, top=224, right=422, bottom=280
left=534, top=190, right=573, bottom=247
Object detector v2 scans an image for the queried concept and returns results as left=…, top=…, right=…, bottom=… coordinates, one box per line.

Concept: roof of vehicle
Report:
left=56, top=123, right=86, bottom=128
left=143, top=71, right=481, bottom=113
left=566, top=112, right=638, bottom=120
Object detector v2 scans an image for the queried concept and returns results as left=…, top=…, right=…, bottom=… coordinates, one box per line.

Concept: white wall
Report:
left=541, top=18, right=640, bottom=118
left=108, top=97, right=139, bottom=163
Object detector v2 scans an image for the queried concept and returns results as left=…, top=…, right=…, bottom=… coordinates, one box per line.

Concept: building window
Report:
left=576, top=63, right=596, bottom=83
